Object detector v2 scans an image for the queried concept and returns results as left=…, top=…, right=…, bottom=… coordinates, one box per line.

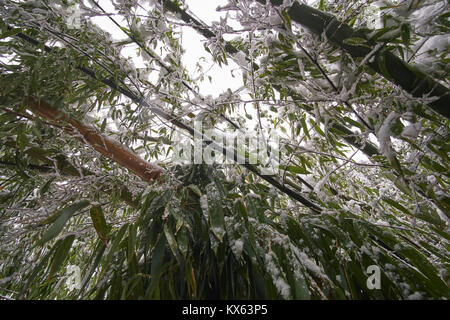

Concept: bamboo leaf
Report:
left=90, top=205, right=110, bottom=245
left=146, top=235, right=166, bottom=297
left=163, top=224, right=180, bottom=262
left=318, top=0, right=325, bottom=10
left=343, top=37, right=368, bottom=46
left=401, top=24, right=410, bottom=46
left=206, top=194, right=226, bottom=242
left=39, top=200, right=90, bottom=245
left=48, top=234, right=75, bottom=280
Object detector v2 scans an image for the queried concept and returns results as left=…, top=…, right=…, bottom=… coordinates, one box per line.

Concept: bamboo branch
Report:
left=0, top=159, right=53, bottom=172
left=261, top=0, right=450, bottom=119
left=26, top=96, right=163, bottom=183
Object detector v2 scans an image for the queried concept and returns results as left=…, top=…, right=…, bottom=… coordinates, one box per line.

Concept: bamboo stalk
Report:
left=26, top=96, right=163, bottom=183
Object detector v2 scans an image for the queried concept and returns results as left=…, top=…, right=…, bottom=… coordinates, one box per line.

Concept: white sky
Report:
left=91, top=0, right=244, bottom=97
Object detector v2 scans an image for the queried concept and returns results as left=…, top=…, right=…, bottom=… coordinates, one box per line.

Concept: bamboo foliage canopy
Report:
left=0, top=0, right=449, bottom=300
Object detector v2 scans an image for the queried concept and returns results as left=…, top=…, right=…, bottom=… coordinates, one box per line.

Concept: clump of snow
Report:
left=426, top=175, right=436, bottom=185
left=376, top=112, right=398, bottom=160
left=264, top=252, right=291, bottom=299
left=234, top=51, right=248, bottom=68
left=268, top=13, right=283, bottom=26
left=407, top=292, right=423, bottom=300
left=376, top=219, right=390, bottom=227
left=246, top=193, right=261, bottom=200
left=399, top=282, right=411, bottom=296
left=200, top=195, right=209, bottom=218
left=438, top=268, right=447, bottom=280
left=385, top=263, right=395, bottom=271
left=314, top=175, right=328, bottom=198
left=292, top=248, right=328, bottom=281
left=360, top=245, right=371, bottom=256
left=275, top=278, right=290, bottom=299
left=436, top=208, right=450, bottom=226
left=231, top=239, right=244, bottom=259
left=402, top=123, right=420, bottom=139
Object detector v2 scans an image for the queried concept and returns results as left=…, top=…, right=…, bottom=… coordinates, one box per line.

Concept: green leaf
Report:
left=39, top=200, right=90, bottom=245
left=293, top=274, right=311, bottom=300
left=310, top=119, right=325, bottom=137
left=21, top=247, right=55, bottom=296
left=17, top=128, right=28, bottom=152
left=377, top=53, right=391, bottom=79
left=127, top=223, right=137, bottom=262
left=206, top=194, right=226, bottom=242
left=279, top=165, right=309, bottom=175
left=390, top=155, right=404, bottom=177
left=397, top=246, right=449, bottom=296
left=213, top=176, right=227, bottom=197
left=318, top=0, right=325, bottom=10
left=300, top=117, right=310, bottom=139
left=401, top=24, right=410, bottom=46
left=382, top=197, right=410, bottom=215
left=436, top=12, right=450, bottom=27
left=343, top=37, right=368, bottom=46
left=234, top=199, right=249, bottom=228
left=39, top=177, right=56, bottom=197
left=100, top=118, right=107, bottom=133
left=146, top=235, right=166, bottom=297
left=163, top=224, right=180, bottom=262
left=281, top=10, right=292, bottom=31
left=176, top=226, right=188, bottom=257
left=188, top=184, right=202, bottom=197
left=368, top=26, right=398, bottom=42
left=343, top=116, right=364, bottom=130
left=78, top=240, right=107, bottom=295
left=0, top=28, right=21, bottom=39
left=97, top=224, right=127, bottom=280
left=383, top=172, right=413, bottom=197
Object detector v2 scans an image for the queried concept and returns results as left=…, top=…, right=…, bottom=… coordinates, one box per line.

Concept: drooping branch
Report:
left=2, top=136, right=137, bottom=207
left=26, top=96, right=163, bottom=183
